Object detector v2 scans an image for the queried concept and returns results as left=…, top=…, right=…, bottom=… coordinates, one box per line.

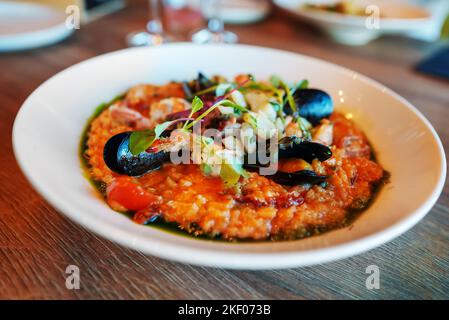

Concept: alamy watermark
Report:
left=65, top=265, right=80, bottom=290
left=65, top=5, right=81, bottom=30
left=365, top=265, right=380, bottom=290
left=365, top=5, right=381, bottom=30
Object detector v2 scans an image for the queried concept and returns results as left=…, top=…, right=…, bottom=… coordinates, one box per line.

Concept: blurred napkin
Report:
left=416, top=45, right=449, bottom=80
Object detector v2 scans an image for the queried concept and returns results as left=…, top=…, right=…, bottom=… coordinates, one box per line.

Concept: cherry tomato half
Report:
left=107, top=177, right=157, bottom=211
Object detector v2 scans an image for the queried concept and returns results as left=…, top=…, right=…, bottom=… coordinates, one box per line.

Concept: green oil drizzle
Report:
left=79, top=94, right=125, bottom=196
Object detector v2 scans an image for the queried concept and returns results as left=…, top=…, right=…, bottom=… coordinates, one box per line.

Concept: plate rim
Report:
left=12, top=43, right=446, bottom=269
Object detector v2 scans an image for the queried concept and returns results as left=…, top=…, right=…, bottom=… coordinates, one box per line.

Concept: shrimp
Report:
left=125, top=83, right=185, bottom=113
left=312, top=120, right=333, bottom=146
left=109, top=103, right=152, bottom=130
left=285, top=120, right=304, bottom=138
left=148, top=97, right=191, bottom=127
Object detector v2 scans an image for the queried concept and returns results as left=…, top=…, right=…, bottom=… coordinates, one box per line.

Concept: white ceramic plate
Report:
left=274, top=0, right=432, bottom=45
left=0, top=1, right=73, bottom=52
left=13, top=44, right=445, bottom=269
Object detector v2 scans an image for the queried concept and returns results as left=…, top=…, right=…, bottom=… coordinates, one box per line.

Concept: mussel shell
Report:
left=182, top=81, right=193, bottom=101
left=284, top=88, right=334, bottom=124
left=278, top=137, right=332, bottom=163
left=103, top=131, right=169, bottom=176
left=190, top=72, right=215, bottom=94
left=244, top=165, right=326, bottom=186
left=198, top=72, right=214, bottom=89
left=182, top=72, right=216, bottom=102
left=270, top=170, right=327, bottom=186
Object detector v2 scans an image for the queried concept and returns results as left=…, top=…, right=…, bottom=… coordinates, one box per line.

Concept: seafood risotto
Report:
left=82, top=73, right=387, bottom=241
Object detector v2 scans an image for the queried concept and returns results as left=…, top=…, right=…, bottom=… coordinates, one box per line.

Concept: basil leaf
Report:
left=129, top=119, right=182, bottom=155
left=129, top=130, right=156, bottom=155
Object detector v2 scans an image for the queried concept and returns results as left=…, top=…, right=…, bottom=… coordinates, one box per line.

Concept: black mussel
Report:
left=244, top=164, right=326, bottom=187
left=284, top=88, right=333, bottom=124
left=182, top=81, right=193, bottom=101
left=198, top=72, right=214, bottom=89
left=103, top=132, right=169, bottom=176
left=182, top=72, right=216, bottom=101
left=270, top=170, right=327, bottom=186
left=278, top=137, right=332, bottom=163
left=191, top=72, right=215, bottom=93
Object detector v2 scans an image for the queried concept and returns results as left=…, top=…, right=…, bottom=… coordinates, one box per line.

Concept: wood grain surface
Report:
left=0, top=0, right=448, bottom=299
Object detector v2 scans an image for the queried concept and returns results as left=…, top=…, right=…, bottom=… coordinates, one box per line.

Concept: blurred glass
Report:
left=127, top=0, right=269, bottom=46
left=127, top=0, right=169, bottom=47
left=163, top=0, right=205, bottom=40
left=191, top=0, right=238, bottom=44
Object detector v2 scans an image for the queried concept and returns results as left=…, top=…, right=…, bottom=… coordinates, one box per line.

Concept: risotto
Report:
left=82, top=73, right=387, bottom=241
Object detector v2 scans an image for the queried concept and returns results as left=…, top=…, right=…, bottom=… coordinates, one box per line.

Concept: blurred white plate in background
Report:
left=0, top=1, right=73, bottom=52
left=274, top=0, right=432, bottom=45
left=217, top=0, right=271, bottom=24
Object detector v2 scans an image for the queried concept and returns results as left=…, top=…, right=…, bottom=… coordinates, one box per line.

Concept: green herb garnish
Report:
left=129, top=119, right=184, bottom=155
left=191, top=95, right=204, bottom=113
left=184, top=98, right=248, bottom=130
left=270, top=100, right=285, bottom=122
left=295, top=79, right=309, bottom=91
left=129, top=130, right=156, bottom=155
left=241, top=82, right=276, bottom=92
left=282, top=82, right=297, bottom=114
left=183, top=96, right=204, bottom=129
left=220, top=162, right=248, bottom=187
left=193, top=85, right=219, bottom=96
left=243, top=112, right=258, bottom=130
left=270, top=75, right=298, bottom=114
left=220, top=100, right=250, bottom=114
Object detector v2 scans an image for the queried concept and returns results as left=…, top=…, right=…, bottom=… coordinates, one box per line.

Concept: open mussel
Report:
left=278, top=136, right=332, bottom=163
left=197, top=72, right=214, bottom=90
left=243, top=136, right=331, bottom=186
left=103, top=132, right=169, bottom=176
left=182, top=82, right=193, bottom=101
left=270, top=170, right=327, bottom=186
left=284, top=88, right=333, bottom=125
left=244, top=164, right=326, bottom=187
left=182, top=72, right=216, bottom=102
